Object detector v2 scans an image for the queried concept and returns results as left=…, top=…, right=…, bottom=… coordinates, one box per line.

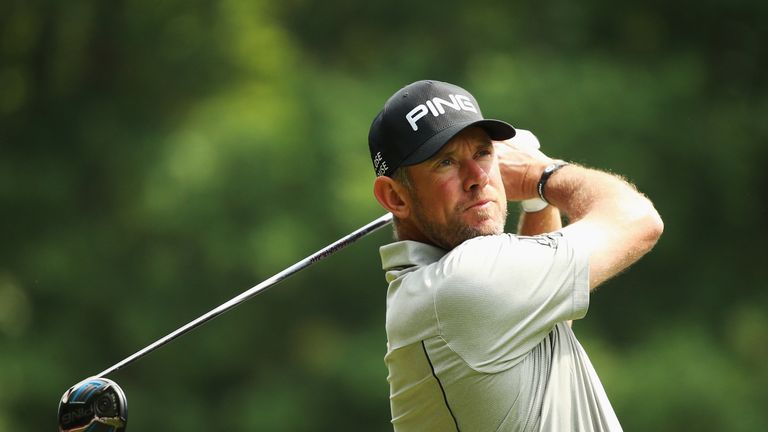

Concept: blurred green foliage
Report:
left=1, top=0, right=766, bottom=430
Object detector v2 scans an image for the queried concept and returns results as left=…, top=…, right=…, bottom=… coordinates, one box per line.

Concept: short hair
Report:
left=388, top=166, right=413, bottom=240
left=391, top=166, right=413, bottom=192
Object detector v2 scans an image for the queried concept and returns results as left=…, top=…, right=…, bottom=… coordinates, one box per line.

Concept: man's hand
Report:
left=494, top=130, right=554, bottom=202
left=497, top=130, right=564, bottom=236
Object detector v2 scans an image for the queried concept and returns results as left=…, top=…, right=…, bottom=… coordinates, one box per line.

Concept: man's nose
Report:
left=462, top=160, right=490, bottom=192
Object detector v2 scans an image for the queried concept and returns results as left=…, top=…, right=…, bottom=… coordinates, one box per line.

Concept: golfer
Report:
left=368, top=80, right=663, bottom=431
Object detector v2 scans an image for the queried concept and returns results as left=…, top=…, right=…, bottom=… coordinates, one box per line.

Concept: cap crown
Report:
left=368, top=80, right=515, bottom=177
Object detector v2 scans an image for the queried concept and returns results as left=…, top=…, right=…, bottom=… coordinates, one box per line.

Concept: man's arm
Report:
left=496, top=145, right=663, bottom=291
left=517, top=205, right=562, bottom=235
left=544, top=165, right=663, bottom=289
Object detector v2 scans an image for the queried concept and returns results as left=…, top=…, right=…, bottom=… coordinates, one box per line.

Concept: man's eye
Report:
left=477, top=149, right=493, bottom=158
left=438, top=159, right=453, bottom=167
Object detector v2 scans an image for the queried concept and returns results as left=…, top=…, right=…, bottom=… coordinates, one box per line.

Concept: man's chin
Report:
left=413, top=207, right=507, bottom=250
left=464, top=214, right=505, bottom=236
left=472, top=224, right=504, bottom=238
left=447, top=218, right=504, bottom=247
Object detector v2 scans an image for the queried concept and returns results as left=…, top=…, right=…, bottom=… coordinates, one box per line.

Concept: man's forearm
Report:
left=517, top=205, right=562, bottom=235
left=545, top=164, right=655, bottom=226
left=544, top=164, right=664, bottom=288
left=495, top=137, right=662, bottom=289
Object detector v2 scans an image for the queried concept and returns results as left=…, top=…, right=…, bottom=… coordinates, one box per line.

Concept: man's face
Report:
left=404, top=127, right=508, bottom=250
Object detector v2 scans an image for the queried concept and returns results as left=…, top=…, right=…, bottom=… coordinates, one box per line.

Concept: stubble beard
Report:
left=411, top=192, right=508, bottom=250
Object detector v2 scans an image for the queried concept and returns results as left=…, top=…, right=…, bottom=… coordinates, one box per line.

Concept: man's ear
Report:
left=373, top=175, right=410, bottom=219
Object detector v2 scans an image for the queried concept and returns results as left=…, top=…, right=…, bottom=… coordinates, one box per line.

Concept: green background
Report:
left=1, top=0, right=766, bottom=430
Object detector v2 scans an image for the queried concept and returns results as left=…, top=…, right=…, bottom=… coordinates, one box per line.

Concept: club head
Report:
left=58, top=377, right=127, bottom=432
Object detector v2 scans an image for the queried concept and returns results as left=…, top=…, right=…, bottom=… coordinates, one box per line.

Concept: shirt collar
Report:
left=380, top=240, right=447, bottom=271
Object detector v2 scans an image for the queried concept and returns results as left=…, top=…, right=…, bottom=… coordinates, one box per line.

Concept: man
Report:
left=368, top=80, right=663, bottom=431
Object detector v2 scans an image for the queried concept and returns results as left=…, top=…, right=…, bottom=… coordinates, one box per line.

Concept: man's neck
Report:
left=395, top=219, right=431, bottom=244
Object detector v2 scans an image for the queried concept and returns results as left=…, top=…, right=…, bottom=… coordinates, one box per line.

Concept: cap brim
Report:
left=400, top=119, right=516, bottom=167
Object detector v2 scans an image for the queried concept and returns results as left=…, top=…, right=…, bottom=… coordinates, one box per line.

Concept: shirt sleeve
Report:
left=431, top=232, right=589, bottom=373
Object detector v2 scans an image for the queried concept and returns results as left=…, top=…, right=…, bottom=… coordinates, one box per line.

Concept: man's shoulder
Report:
left=434, top=232, right=583, bottom=309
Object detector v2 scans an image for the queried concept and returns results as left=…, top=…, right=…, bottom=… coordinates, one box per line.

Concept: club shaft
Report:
left=97, top=213, right=393, bottom=377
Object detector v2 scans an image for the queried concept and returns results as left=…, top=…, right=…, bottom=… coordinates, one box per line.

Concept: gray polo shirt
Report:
left=381, top=233, right=622, bottom=431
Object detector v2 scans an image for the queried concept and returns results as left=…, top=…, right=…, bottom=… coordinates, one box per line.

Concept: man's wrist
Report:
left=537, top=160, right=569, bottom=203
left=520, top=197, right=549, bottom=213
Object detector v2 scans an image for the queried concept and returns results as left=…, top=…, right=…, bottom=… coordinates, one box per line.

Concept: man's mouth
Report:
left=465, top=199, right=492, bottom=211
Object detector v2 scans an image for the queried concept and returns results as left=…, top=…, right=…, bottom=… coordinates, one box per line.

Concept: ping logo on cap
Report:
left=405, top=94, right=478, bottom=131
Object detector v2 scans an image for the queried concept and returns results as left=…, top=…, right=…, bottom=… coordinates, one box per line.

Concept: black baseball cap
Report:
left=368, top=80, right=515, bottom=177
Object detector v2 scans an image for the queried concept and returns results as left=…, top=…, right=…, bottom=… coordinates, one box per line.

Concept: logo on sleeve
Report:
left=518, top=232, right=563, bottom=249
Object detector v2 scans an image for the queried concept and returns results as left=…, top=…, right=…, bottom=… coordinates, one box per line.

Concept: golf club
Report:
left=58, top=212, right=393, bottom=431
